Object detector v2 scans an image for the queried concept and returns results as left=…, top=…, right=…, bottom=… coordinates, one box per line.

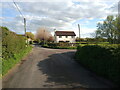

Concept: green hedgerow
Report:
left=75, top=45, right=120, bottom=85
left=1, top=26, right=32, bottom=76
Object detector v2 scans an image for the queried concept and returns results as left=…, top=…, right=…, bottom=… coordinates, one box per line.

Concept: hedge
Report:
left=2, top=27, right=26, bottom=60
left=42, top=43, right=77, bottom=49
left=2, top=46, right=32, bottom=76
left=1, top=26, right=32, bottom=76
left=75, top=45, right=120, bottom=85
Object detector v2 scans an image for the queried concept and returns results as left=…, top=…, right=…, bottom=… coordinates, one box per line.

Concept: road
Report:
left=2, top=45, right=115, bottom=88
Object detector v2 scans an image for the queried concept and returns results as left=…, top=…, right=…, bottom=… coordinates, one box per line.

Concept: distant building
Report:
left=54, top=31, right=76, bottom=43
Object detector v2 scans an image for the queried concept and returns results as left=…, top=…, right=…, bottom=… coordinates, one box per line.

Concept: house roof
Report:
left=55, top=31, right=76, bottom=36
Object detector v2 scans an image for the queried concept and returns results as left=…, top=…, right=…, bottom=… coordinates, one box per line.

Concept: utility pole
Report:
left=78, top=24, right=80, bottom=39
left=54, top=29, right=56, bottom=43
left=24, top=18, right=26, bottom=35
left=13, top=0, right=28, bottom=45
left=43, top=29, right=45, bottom=45
left=24, top=18, right=27, bottom=46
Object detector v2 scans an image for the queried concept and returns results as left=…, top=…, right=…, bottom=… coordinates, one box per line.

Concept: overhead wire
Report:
left=13, top=0, right=25, bottom=18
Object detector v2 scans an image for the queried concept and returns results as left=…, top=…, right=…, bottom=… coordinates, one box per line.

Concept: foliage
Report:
left=58, top=42, right=71, bottom=47
left=2, top=27, right=26, bottom=60
left=53, top=46, right=76, bottom=49
left=29, top=41, right=33, bottom=44
left=35, top=27, right=53, bottom=43
left=75, top=45, right=120, bottom=85
left=75, top=37, right=107, bottom=43
left=42, top=42, right=77, bottom=49
left=2, top=46, right=32, bottom=76
left=26, top=32, right=35, bottom=40
left=47, top=43, right=58, bottom=47
left=42, top=44, right=77, bottom=49
left=1, top=26, right=32, bottom=76
left=47, top=36, right=54, bottom=42
left=75, top=37, right=86, bottom=42
left=96, top=15, right=120, bottom=44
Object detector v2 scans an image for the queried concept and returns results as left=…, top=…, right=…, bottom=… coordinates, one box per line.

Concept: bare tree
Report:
left=47, top=36, right=54, bottom=42
left=35, top=27, right=53, bottom=42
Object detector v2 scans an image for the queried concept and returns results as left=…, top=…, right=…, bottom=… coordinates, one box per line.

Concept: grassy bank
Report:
left=42, top=43, right=120, bottom=50
left=1, top=26, right=33, bottom=76
left=42, top=44, right=77, bottom=49
left=2, top=46, right=32, bottom=76
left=75, top=44, right=120, bottom=85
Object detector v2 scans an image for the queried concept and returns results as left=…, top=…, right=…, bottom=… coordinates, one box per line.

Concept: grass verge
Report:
left=2, top=46, right=32, bottom=76
left=42, top=44, right=77, bottom=49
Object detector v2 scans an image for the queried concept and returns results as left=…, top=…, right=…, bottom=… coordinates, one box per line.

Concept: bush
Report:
left=2, top=46, right=32, bottom=76
left=2, top=27, right=26, bottom=60
left=1, top=26, right=32, bottom=76
left=42, top=42, right=77, bottom=49
left=58, top=42, right=70, bottom=47
left=29, top=41, right=33, bottom=44
left=47, top=43, right=58, bottom=47
left=75, top=45, right=120, bottom=85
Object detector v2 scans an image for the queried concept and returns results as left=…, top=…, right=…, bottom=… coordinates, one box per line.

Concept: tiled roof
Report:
left=55, top=31, right=76, bottom=36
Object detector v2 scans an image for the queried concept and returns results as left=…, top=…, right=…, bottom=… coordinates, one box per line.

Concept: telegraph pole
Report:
left=24, top=18, right=27, bottom=46
left=24, top=18, right=26, bottom=35
left=43, top=29, right=45, bottom=45
left=54, top=29, right=56, bottom=43
left=78, top=24, right=80, bottom=39
left=13, top=1, right=27, bottom=45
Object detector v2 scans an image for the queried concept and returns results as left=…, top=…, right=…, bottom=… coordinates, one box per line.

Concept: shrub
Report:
left=75, top=45, right=120, bottom=85
left=58, top=42, right=70, bottom=47
left=2, top=46, right=32, bottom=76
left=29, top=41, right=33, bottom=44
left=1, top=26, right=32, bottom=76
left=43, top=42, right=77, bottom=49
left=47, top=43, right=58, bottom=47
left=2, top=27, right=26, bottom=60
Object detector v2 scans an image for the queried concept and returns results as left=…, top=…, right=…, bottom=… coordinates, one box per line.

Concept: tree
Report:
left=47, top=36, right=54, bottom=42
left=113, top=15, right=120, bottom=43
left=26, top=32, right=35, bottom=40
left=95, top=15, right=120, bottom=44
left=35, top=27, right=53, bottom=44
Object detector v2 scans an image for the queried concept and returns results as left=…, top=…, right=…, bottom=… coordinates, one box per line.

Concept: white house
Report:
left=54, top=31, right=76, bottom=43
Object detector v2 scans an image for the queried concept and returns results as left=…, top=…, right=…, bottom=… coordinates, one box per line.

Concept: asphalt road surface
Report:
left=2, top=45, right=115, bottom=88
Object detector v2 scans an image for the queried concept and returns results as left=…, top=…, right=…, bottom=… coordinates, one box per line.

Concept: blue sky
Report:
left=1, top=0, right=119, bottom=38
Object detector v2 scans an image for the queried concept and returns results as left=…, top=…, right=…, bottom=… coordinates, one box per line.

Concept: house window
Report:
left=71, top=36, right=74, bottom=38
left=59, top=36, right=62, bottom=38
left=66, top=36, right=68, bottom=38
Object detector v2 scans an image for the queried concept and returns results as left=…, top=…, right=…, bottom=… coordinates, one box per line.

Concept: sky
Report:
left=1, top=0, right=120, bottom=38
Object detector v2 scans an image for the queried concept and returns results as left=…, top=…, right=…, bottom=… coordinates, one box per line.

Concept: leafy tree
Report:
left=114, top=15, right=120, bottom=43
left=26, top=32, right=35, bottom=40
left=95, top=15, right=120, bottom=44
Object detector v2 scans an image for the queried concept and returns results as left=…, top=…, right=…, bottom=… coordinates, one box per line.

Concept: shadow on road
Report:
left=37, top=51, right=114, bottom=88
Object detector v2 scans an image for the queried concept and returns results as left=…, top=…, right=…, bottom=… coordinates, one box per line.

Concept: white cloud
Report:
left=1, top=0, right=119, bottom=37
